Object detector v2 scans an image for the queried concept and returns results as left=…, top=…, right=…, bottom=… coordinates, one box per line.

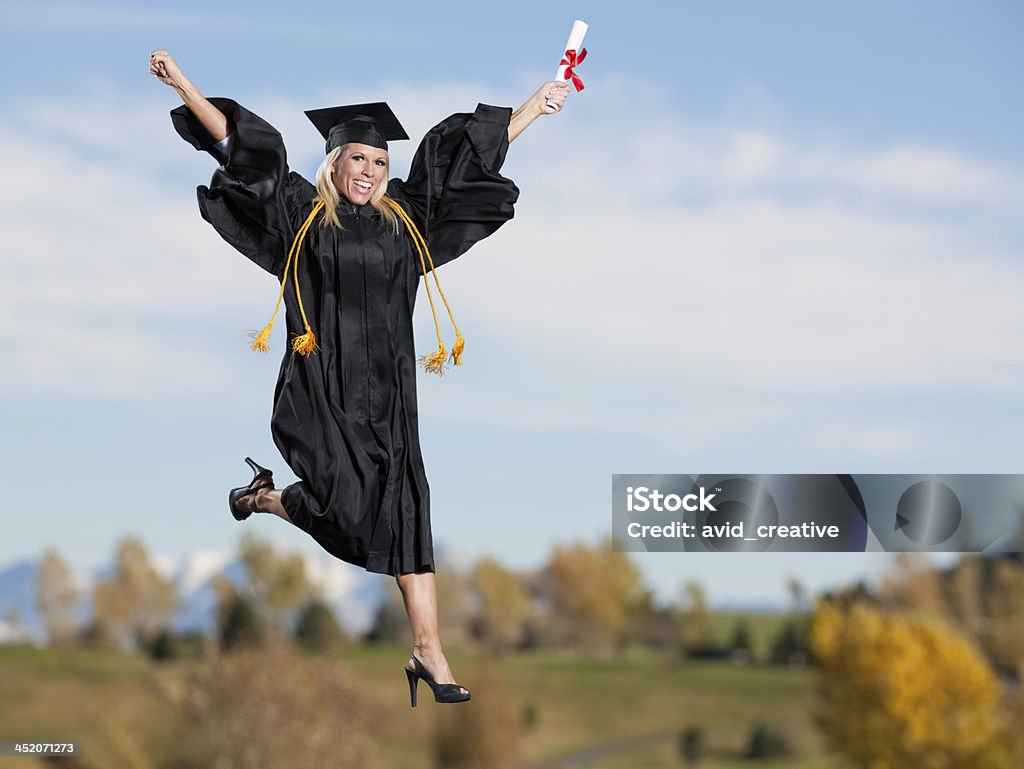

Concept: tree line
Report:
left=31, top=533, right=815, bottom=662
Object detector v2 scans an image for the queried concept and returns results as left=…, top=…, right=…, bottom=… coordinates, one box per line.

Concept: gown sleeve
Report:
left=389, top=104, right=520, bottom=269
left=170, top=98, right=315, bottom=277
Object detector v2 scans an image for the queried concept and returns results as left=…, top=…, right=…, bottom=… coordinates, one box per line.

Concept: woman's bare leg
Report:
left=396, top=571, right=468, bottom=695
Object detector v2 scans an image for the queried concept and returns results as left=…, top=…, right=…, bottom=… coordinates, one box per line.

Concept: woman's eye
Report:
left=351, top=155, right=363, bottom=162
left=375, top=159, right=386, bottom=166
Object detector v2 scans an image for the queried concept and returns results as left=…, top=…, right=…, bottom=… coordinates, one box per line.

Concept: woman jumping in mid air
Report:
left=151, top=49, right=567, bottom=705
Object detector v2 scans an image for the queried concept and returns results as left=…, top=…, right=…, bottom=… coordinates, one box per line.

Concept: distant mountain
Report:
left=0, top=560, right=41, bottom=640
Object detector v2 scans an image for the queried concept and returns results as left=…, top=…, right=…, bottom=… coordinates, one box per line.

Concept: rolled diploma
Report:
left=548, top=19, right=589, bottom=109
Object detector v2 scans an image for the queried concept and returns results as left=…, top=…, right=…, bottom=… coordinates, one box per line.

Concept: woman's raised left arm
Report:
left=508, top=81, right=570, bottom=143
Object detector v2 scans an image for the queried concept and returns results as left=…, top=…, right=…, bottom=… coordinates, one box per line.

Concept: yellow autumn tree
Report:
left=470, top=557, right=531, bottom=653
left=1004, top=663, right=1024, bottom=768
left=811, top=601, right=1011, bottom=769
left=983, top=559, right=1024, bottom=673
left=543, top=537, right=644, bottom=655
left=945, top=555, right=985, bottom=640
left=877, top=552, right=948, bottom=616
left=676, top=580, right=710, bottom=653
left=35, top=548, right=80, bottom=649
left=93, top=536, right=176, bottom=648
left=238, top=533, right=313, bottom=634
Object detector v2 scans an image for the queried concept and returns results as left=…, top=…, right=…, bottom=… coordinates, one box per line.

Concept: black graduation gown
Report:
left=171, top=99, right=518, bottom=575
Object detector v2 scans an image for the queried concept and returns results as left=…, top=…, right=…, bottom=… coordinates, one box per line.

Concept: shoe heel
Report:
left=405, top=668, right=418, bottom=708
left=230, top=457, right=274, bottom=523
left=407, top=655, right=470, bottom=705
left=244, top=457, right=272, bottom=483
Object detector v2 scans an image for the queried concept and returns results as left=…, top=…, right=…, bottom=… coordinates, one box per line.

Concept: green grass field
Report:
left=0, top=638, right=852, bottom=769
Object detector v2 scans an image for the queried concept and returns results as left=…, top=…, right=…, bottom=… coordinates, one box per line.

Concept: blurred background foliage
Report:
left=4, top=539, right=1023, bottom=769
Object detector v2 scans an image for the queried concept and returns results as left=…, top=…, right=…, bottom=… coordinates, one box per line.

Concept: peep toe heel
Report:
left=404, top=655, right=471, bottom=707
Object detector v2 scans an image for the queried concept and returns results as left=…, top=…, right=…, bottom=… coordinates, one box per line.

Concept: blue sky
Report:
left=1, top=1, right=1021, bottom=607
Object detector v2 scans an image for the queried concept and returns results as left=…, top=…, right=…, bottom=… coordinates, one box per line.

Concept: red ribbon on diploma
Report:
left=560, top=48, right=588, bottom=91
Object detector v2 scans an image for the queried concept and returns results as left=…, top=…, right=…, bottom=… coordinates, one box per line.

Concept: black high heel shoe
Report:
left=404, top=655, right=471, bottom=707
left=228, top=457, right=274, bottom=522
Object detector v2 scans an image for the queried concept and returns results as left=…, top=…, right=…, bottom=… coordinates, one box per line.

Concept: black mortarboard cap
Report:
left=304, top=102, right=409, bottom=154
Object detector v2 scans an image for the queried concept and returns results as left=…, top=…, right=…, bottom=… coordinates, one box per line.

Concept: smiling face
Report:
left=333, top=143, right=388, bottom=205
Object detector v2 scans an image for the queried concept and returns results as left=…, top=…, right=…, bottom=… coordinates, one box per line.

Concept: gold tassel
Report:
left=382, top=197, right=467, bottom=376
left=292, top=329, right=318, bottom=356
left=419, top=345, right=448, bottom=376
left=450, top=333, right=465, bottom=366
left=250, top=325, right=273, bottom=353
left=251, top=200, right=325, bottom=355
left=256, top=198, right=465, bottom=370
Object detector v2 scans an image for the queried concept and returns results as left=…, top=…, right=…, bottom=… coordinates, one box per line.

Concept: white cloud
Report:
left=804, top=421, right=929, bottom=459
left=449, top=198, right=1024, bottom=390
left=3, top=80, right=1023, bottom=462
left=838, top=144, right=1021, bottom=204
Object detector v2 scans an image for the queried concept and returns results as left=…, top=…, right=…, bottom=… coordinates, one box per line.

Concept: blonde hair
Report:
left=314, top=145, right=399, bottom=233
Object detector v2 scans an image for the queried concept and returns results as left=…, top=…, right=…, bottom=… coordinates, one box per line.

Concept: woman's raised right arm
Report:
left=153, top=51, right=314, bottom=277
left=150, top=50, right=228, bottom=142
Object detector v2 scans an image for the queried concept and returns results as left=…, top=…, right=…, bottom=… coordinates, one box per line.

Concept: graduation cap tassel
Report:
left=383, top=197, right=465, bottom=375
left=251, top=201, right=325, bottom=355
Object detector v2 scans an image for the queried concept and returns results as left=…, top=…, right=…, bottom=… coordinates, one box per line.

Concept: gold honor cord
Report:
left=250, top=197, right=463, bottom=376
left=382, top=197, right=464, bottom=375
left=250, top=200, right=326, bottom=355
